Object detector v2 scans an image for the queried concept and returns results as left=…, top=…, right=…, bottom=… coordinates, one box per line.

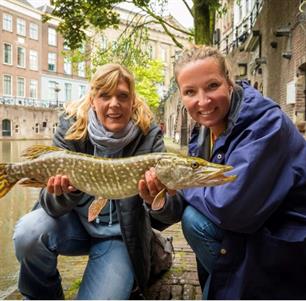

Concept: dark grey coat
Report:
left=39, top=114, right=184, bottom=295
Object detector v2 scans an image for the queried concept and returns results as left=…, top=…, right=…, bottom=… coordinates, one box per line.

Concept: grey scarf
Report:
left=87, top=107, right=140, bottom=156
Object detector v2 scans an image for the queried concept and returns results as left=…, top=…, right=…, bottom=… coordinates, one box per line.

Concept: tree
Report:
left=44, top=0, right=224, bottom=48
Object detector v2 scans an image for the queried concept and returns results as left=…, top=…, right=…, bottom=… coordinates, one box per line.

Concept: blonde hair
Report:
left=174, top=45, right=234, bottom=86
left=64, top=63, right=153, bottom=140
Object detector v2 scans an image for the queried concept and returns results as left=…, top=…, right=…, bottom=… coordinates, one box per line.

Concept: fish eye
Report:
left=191, top=161, right=199, bottom=169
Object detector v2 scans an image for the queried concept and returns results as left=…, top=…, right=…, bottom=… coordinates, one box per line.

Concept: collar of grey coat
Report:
left=197, top=84, right=244, bottom=160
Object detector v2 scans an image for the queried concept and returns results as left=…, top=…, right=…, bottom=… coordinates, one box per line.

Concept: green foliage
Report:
left=45, top=0, right=123, bottom=49
left=133, top=60, right=164, bottom=111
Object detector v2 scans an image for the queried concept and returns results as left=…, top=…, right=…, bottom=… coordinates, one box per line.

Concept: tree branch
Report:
left=181, top=0, right=194, bottom=17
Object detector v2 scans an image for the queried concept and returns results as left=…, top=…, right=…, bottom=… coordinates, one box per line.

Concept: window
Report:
left=48, top=52, right=56, bottom=71
left=17, top=77, right=25, bottom=97
left=79, top=85, right=86, bottom=98
left=48, top=27, right=57, bottom=46
left=29, top=50, right=38, bottom=70
left=3, top=14, right=13, bottom=32
left=160, top=47, right=167, bottom=62
left=63, top=40, right=70, bottom=50
left=64, top=57, right=71, bottom=74
left=100, top=36, right=108, bottom=50
left=48, top=81, right=57, bottom=100
left=17, top=18, right=26, bottom=36
left=2, top=119, right=11, bottom=137
left=3, top=43, right=12, bottom=65
left=78, top=62, right=85, bottom=77
left=148, top=44, right=154, bottom=59
left=3, top=75, right=12, bottom=96
left=17, top=47, right=26, bottom=68
left=29, top=79, right=38, bottom=98
left=29, top=23, right=38, bottom=40
left=65, top=83, right=72, bottom=101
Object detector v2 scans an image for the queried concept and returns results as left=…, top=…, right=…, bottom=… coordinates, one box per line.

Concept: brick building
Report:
left=164, top=0, right=306, bottom=144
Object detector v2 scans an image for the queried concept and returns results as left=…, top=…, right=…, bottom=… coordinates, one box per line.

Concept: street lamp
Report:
left=54, top=82, right=61, bottom=107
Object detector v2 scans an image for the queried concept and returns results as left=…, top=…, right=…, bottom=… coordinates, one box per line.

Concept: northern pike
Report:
left=0, top=145, right=236, bottom=221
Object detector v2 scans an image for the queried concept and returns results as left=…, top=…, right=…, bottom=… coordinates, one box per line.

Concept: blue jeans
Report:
left=181, top=206, right=225, bottom=299
left=13, top=208, right=134, bottom=300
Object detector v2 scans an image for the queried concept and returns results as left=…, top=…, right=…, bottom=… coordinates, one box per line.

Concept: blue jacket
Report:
left=184, top=82, right=306, bottom=299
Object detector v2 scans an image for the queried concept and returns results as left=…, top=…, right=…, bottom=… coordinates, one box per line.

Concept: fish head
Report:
left=155, top=153, right=237, bottom=190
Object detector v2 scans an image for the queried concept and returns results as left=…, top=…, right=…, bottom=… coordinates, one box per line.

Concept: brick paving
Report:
left=5, top=222, right=201, bottom=300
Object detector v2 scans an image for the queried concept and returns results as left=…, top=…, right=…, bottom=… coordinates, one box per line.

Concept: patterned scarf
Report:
left=87, top=107, right=140, bottom=156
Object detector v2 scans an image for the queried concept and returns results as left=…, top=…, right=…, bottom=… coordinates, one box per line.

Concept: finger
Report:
left=167, top=189, right=177, bottom=196
left=53, top=175, right=63, bottom=196
left=138, top=179, right=154, bottom=205
left=149, top=167, right=165, bottom=192
left=61, top=176, right=71, bottom=194
left=145, top=170, right=161, bottom=197
left=47, top=177, right=55, bottom=194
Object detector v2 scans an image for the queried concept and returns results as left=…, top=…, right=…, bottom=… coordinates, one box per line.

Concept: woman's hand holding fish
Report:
left=47, top=175, right=77, bottom=196
left=138, top=167, right=176, bottom=208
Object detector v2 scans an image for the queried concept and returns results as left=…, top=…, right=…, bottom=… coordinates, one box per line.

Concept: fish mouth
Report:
left=195, top=163, right=236, bottom=186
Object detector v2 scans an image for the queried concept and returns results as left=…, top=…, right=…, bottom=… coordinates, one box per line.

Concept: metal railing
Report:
left=0, top=96, right=64, bottom=109
left=217, top=0, right=264, bottom=54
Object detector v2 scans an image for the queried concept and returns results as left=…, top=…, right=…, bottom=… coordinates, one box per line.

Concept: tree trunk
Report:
left=193, top=0, right=214, bottom=45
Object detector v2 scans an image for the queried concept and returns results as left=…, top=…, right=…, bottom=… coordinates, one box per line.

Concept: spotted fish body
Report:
left=0, top=145, right=237, bottom=221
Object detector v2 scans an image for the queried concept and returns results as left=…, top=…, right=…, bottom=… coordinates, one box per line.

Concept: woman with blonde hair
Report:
left=140, top=45, right=306, bottom=299
left=13, top=63, right=167, bottom=299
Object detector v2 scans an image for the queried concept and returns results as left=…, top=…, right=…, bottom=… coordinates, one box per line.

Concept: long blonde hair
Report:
left=174, top=45, right=234, bottom=86
left=64, top=63, right=153, bottom=140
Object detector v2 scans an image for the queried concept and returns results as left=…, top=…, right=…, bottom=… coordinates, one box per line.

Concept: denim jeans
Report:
left=13, top=208, right=134, bottom=300
left=181, top=205, right=225, bottom=299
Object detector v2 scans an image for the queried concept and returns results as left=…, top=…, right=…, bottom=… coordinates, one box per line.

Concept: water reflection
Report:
left=0, top=140, right=51, bottom=296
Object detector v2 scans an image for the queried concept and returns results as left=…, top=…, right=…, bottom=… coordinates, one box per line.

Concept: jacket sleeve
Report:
left=150, top=191, right=186, bottom=230
left=184, top=110, right=306, bottom=233
left=39, top=114, right=86, bottom=217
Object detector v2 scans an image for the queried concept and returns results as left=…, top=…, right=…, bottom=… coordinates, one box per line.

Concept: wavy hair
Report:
left=64, top=63, right=153, bottom=140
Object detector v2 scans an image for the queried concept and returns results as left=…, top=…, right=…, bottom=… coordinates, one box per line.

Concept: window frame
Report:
left=29, top=23, right=39, bottom=40
left=3, top=74, right=13, bottom=96
left=17, top=77, right=25, bottom=98
left=3, top=13, right=13, bottom=32
left=17, top=46, right=26, bottom=68
left=3, top=43, right=13, bottom=65
left=48, top=52, right=56, bottom=72
left=29, top=49, right=38, bottom=70
left=16, top=18, right=26, bottom=36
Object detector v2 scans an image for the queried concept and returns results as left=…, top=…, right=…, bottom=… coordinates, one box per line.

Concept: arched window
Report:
left=2, top=119, right=11, bottom=136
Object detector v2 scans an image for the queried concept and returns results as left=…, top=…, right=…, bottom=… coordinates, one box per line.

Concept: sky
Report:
left=27, top=0, right=194, bottom=28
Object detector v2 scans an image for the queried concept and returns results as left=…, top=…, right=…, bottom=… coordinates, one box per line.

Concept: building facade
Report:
left=164, top=0, right=306, bottom=145
left=0, top=0, right=189, bottom=139
left=215, top=0, right=306, bottom=133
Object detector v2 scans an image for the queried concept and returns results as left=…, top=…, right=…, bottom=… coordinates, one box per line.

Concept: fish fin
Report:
left=18, top=178, right=46, bottom=188
left=0, top=163, right=17, bottom=198
left=88, top=197, right=108, bottom=222
left=151, top=189, right=166, bottom=210
left=21, top=145, right=63, bottom=160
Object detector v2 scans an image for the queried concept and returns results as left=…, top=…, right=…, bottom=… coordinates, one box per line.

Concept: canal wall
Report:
left=0, top=105, right=60, bottom=140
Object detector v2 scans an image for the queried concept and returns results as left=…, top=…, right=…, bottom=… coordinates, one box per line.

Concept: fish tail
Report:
left=0, top=163, right=17, bottom=198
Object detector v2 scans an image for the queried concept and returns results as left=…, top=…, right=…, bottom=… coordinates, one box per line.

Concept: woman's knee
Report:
left=182, top=206, right=204, bottom=238
left=13, top=209, right=53, bottom=260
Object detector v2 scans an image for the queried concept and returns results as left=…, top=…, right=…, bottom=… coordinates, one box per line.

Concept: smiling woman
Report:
left=12, top=63, right=168, bottom=300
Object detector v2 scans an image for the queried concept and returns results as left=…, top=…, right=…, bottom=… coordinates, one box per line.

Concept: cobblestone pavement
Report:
left=6, top=222, right=201, bottom=300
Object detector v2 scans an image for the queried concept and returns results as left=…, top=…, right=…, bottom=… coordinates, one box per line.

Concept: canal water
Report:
left=0, top=140, right=51, bottom=298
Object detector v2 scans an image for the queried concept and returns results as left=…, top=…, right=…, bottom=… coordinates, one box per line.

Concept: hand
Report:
left=138, top=167, right=176, bottom=206
left=47, top=175, right=77, bottom=196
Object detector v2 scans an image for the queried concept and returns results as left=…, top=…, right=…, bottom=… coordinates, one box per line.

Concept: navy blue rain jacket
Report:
left=184, top=82, right=306, bottom=299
